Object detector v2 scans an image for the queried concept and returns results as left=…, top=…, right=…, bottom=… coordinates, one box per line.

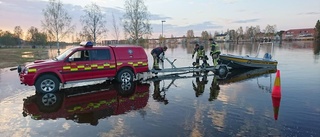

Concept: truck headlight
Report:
left=24, top=68, right=28, bottom=74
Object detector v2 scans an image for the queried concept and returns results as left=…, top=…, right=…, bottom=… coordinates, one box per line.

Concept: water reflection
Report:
left=218, top=68, right=277, bottom=87
left=314, top=41, right=320, bottom=62
left=192, top=72, right=208, bottom=97
left=22, top=81, right=150, bottom=126
left=153, top=80, right=169, bottom=105
left=209, top=75, right=220, bottom=101
left=149, top=67, right=277, bottom=105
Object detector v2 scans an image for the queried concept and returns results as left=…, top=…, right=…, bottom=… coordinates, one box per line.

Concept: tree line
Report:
left=1, top=0, right=320, bottom=50
left=0, top=0, right=151, bottom=53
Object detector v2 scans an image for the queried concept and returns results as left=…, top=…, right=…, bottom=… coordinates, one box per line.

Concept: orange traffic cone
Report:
left=272, top=70, right=281, bottom=98
left=271, top=70, right=281, bottom=120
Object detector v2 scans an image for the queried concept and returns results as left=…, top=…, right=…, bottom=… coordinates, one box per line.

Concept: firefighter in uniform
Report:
left=209, top=38, right=221, bottom=67
left=192, top=44, right=208, bottom=67
left=151, top=46, right=168, bottom=70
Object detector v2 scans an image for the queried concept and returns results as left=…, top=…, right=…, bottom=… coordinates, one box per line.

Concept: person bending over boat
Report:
left=151, top=46, right=168, bottom=70
left=209, top=38, right=221, bottom=67
left=192, top=43, right=209, bottom=67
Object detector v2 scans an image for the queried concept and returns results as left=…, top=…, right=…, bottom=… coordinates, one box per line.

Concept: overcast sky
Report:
left=0, top=0, right=319, bottom=40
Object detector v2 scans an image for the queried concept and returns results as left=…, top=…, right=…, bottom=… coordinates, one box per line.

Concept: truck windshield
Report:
left=55, top=48, right=73, bottom=61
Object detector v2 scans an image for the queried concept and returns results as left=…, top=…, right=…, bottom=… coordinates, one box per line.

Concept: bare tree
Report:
left=201, top=31, right=209, bottom=43
left=245, top=26, right=256, bottom=41
left=27, top=26, right=47, bottom=47
left=228, top=30, right=236, bottom=42
left=14, top=26, right=23, bottom=47
left=264, top=24, right=277, bottom=37
left=237, top=26, right=244, bottom=43
left=123, top=0, right=152, bottom=45
left=111, top=13, right=121, bottom=41
left=42, top=0, right=75, bottom=54
left=186, top=30, right=195, bottom=38
left=80, top=3, right=107, bottom=44
left=14, top=26, right=23, bottom=40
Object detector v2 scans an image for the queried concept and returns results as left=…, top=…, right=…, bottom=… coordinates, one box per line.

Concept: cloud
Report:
left=300, top=12, right=320, bottom=15
left=150, top=14, right=172, bottom=21
left=221, top=0, right=239, bottom=4
left=232, top=19, right=260, bottom=23
left=150, top=21, right=223, bottom=37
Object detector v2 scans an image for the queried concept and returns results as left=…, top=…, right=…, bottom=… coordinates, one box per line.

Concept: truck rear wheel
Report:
left=35, top=74, right=60, bottom=94
left=116, top=69, right=134, bottom=83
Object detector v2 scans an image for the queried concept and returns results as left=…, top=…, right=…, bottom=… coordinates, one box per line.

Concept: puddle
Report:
left=21, top=52, right=35, bottom=58
left=21, top=54, right=34, bottom=58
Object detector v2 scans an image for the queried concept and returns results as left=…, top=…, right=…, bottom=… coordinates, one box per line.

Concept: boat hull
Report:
left=219, top=54, right=278, bottom=69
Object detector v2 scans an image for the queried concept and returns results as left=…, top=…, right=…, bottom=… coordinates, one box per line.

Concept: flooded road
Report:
left=0, top=41, right=320, bottom=137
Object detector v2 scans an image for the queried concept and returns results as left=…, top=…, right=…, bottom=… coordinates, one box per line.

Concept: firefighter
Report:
left=209, top=38, right=221, bottom=67
left=209, top=75, right=220, bottom=101
left=151, top=46, right=168, bottom=70
left=192, top=43, right=208, bottom=67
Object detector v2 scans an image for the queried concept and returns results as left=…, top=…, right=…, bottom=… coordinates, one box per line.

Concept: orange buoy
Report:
left=271, top=70, right=281, bottom=98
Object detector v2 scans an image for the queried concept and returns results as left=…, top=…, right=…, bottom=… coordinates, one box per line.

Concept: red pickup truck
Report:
left=17, top=42, right=149, bottom=94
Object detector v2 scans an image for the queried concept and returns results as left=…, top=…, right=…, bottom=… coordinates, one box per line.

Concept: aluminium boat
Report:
left=218, top=42, right=278, bottom=69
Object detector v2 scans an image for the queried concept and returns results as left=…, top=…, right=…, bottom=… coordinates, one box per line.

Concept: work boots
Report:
left=153, top=66, right=161, bottom=70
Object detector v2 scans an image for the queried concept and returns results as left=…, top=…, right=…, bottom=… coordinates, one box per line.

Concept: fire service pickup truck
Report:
left=16, top=42, right=149, bottom=94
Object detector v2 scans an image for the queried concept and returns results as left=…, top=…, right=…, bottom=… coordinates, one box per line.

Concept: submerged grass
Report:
left=0, top=48, right=49, bottom=69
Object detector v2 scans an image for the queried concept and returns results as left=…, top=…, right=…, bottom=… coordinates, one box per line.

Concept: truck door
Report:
left=62, top=50, right=93, bottom=81
left=89, top=48, right=117, bottom=78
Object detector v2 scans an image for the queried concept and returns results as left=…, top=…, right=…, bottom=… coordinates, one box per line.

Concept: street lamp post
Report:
left=161, top=20, right=166, bottom=46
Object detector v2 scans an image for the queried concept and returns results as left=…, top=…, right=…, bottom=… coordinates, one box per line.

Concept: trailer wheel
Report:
left=35, top=74, right=60, bottom=94
left=116, top=69, right=134, bottom=83
left=217, top=65, right=228, bottom=77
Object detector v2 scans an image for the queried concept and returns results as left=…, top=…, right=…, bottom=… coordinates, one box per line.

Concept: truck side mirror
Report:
left=68, top=57, right=74, bottom=62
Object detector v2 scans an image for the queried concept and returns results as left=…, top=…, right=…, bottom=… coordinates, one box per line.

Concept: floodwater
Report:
left=0, top=41, right=320, bottom=137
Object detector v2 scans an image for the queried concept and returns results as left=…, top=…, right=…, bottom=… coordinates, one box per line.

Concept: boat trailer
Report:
left=147, top=57, right=230, bottom=78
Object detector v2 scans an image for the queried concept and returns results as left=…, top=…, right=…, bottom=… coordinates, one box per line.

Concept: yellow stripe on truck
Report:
left=77, top=65, right=85, bottom=68
left=63, top=66, right=71, bottom=69
left=91, top=64, right=98, bottom=67
left=28, top=68, right=37, bottom=73
left=70, top=68, right=78, bottom=71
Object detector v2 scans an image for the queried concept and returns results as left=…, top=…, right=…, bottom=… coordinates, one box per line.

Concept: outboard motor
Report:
left=263, top=53, right=272, bottom=59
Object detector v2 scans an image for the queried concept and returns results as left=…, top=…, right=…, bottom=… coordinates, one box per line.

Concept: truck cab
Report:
left=18, top=42, right=149, bottom=94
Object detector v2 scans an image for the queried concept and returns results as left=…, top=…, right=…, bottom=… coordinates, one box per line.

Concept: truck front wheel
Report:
left=116, top=69, right=134, bottom=83
left=35, top=74, right=60, bottom=94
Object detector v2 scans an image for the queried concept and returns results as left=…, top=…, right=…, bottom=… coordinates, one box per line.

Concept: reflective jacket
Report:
left=151, top=47, right=165, bottom=57
left=193, top=47, right=205, bottom=57
left=210, top=43, right=221, bottom=56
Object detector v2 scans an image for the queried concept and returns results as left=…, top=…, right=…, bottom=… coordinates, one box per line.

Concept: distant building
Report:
left=282, top=28, right=315, bottom=40
left=215, top=34, right=229, bottom=42
left=101, top=40, right=120, bottom=45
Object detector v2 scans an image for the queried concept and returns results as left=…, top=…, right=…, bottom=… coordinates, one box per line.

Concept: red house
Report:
left=282, top=28, right=315, bottom=40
